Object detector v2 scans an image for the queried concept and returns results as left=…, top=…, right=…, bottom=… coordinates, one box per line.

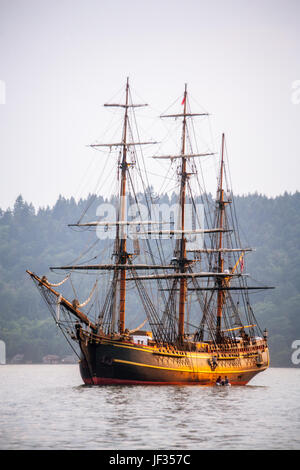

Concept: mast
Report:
left=151, top=85, right=212, bottom=343
left=178, top=84, right=188, bottom=343
left=216, top=133, right=225, bottom=342
left=118, top=77, right=130, bottom=334
left=28, top=81, right=272, bottom=358
left=50, top=84, right=239, bottom=344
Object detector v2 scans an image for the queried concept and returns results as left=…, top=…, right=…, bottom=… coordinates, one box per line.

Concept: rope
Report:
left=77, top=280, right=98, bottom=308
left=45, top=275, right=70, bottom=287
left=128, top=319, right=147, bottom=334
left=56, top=294, right=62, bottom=322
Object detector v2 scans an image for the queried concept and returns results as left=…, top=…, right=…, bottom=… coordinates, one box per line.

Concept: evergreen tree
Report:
left=0, top=192, right=299, bottom=366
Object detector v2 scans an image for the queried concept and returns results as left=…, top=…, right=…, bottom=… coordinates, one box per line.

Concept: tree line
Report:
left=0, top=191, right=299, bottom=366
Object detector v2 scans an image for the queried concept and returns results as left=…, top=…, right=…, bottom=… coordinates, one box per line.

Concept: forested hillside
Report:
left=0, top=192, right=299, bottom=366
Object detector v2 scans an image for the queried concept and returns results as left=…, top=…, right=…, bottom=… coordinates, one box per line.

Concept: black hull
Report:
left=78, top=336, right=269, bottom=386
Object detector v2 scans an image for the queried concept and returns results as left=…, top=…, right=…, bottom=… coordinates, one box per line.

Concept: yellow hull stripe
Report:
left=109, top=342, right=214, bottom=359
left=114, top=358, right=267, bottom=375
left=114, top=358, right=196, bottom=373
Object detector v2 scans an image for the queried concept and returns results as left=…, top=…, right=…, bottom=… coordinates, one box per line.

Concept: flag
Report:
left=240, top=257, right=244, bottom=272
left=181, top=95, right=186, bottom=105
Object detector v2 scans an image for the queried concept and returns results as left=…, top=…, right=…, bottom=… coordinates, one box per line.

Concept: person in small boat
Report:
left=216, top=376, right=222, bottom=385
left=224, top=376, right=230, bottom=386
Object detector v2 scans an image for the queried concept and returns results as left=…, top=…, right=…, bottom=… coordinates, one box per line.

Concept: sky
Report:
left=0, top=0, right=299, bottom=210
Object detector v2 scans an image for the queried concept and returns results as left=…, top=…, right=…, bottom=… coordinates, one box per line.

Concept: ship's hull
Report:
left=78, top=334, right=269, bottom=386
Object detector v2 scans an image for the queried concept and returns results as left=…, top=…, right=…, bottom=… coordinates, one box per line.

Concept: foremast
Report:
left=105, top=78, right=151, bottom=335
left=118, top=78, right=130, bottom=335
left=178, top=84, right=188, bottom=343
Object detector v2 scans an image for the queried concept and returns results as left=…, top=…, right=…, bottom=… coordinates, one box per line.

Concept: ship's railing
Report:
left=208, top=338, right=268, bottom=355
left=78, top=327, right=267, bottom=356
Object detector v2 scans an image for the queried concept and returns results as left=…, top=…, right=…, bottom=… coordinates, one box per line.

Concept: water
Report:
left=0, top=365, right=299, bottom=450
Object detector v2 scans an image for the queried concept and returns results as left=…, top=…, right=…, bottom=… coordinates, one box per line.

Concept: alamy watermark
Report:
left=0, top=80, right=5, bottom=104
left=291, top=80, right=300, bottom=105
left=94, top=198, right=205, bottom=250
left=291, top=340, right=300, bottom=365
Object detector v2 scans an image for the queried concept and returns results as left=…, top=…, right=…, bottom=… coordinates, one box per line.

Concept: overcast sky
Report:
left=0, top=0, right=299, bottom=210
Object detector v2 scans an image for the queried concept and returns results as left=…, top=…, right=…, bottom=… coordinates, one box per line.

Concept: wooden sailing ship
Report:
left=27, top=79, right=272, bottom=385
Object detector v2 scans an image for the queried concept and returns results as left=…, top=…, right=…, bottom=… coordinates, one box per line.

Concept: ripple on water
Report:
left=0, top=366, right=299, bottom=449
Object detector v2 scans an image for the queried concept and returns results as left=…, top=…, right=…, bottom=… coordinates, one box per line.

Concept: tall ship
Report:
left=27, top=79, right=272, bottom=385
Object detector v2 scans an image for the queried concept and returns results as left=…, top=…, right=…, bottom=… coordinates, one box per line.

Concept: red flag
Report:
left=240, top=258, right=244, bottom=272
left=181, top=96, right=186, bottom=105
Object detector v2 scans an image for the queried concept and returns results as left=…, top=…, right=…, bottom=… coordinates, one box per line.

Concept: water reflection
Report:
left=0, top=366, right=299, bottom=449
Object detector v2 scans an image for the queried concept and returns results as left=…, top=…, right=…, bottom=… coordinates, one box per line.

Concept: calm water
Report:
left=0, top=365, right=299, bottom=450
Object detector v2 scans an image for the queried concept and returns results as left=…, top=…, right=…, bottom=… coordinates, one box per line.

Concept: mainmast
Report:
left=154, top=84, right=212, bottom=344
left=216, top=133, right=226, bottom=342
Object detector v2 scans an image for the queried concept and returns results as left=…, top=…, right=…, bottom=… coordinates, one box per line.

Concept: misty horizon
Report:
left=0, top=0, right=299, bottom=208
